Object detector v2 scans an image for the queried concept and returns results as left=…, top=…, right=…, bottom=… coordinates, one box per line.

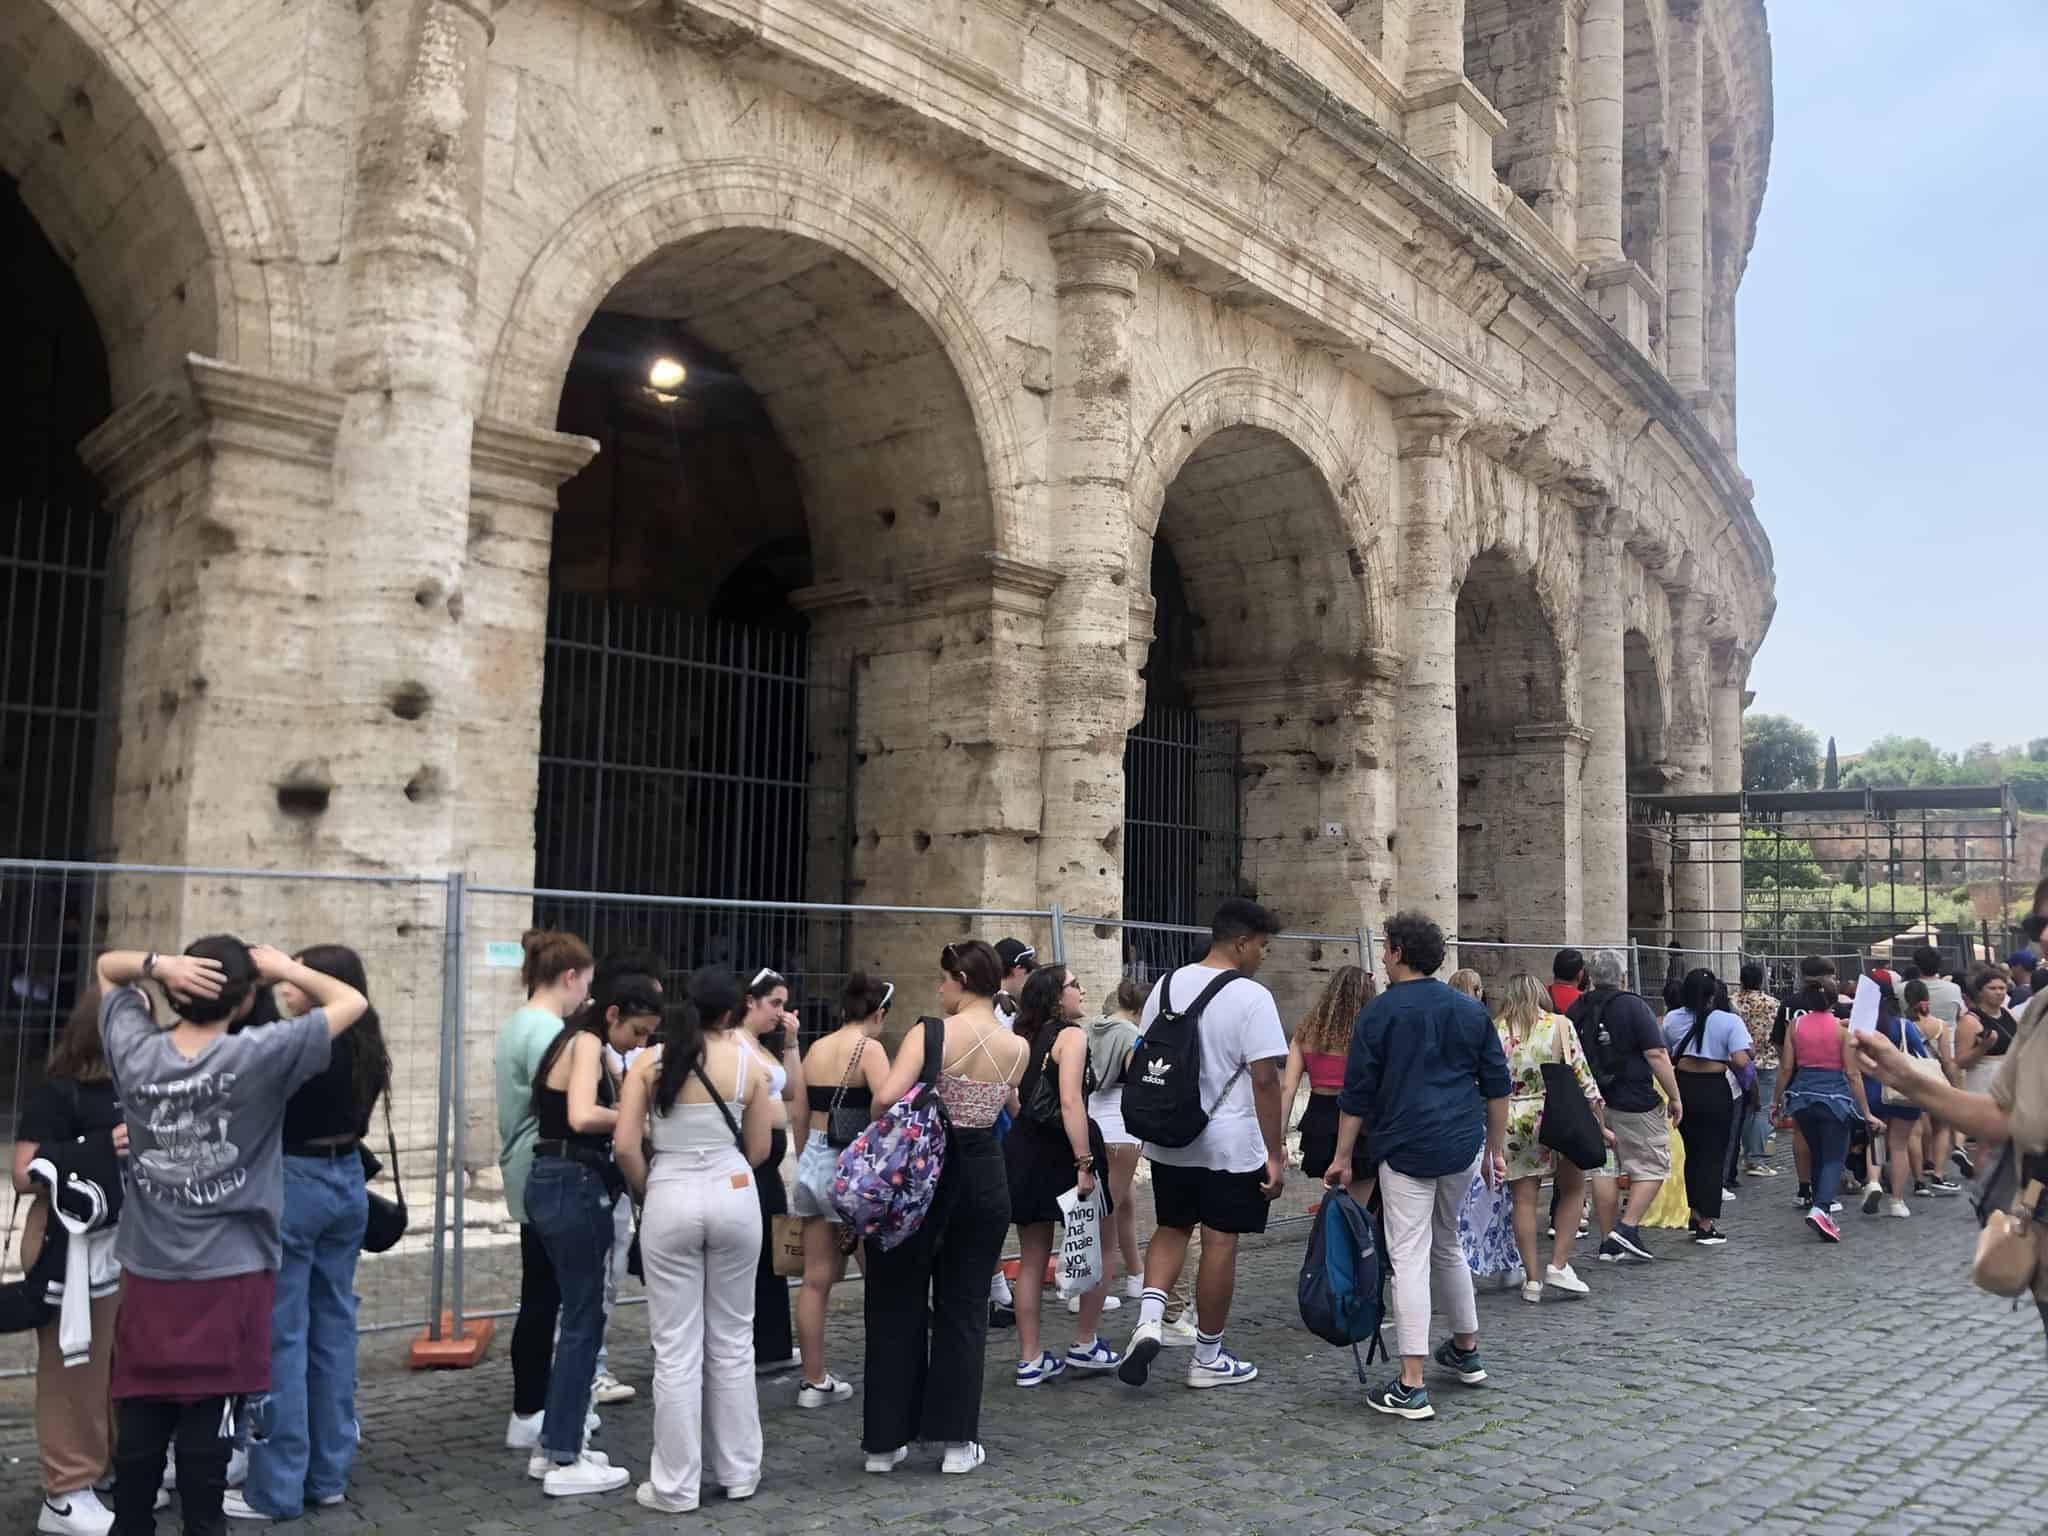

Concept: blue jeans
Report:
left=1742, top=1068, right=1777, bottom=1162
left=526, top=1157, right=616, bottom=1463
left=246, top=1153, right=368, bottom=1516
left=1793, top=1106, right=1849, bottom=1214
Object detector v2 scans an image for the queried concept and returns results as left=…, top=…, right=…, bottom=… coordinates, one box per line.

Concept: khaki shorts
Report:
left=1601, top=1105, right=1672, bottom=1181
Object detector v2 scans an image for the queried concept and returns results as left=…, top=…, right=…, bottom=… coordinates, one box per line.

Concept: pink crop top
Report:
left=1303, top=1049, right=1345, bottom=1094
left=1789, top=1010, right=1840, bottom=1070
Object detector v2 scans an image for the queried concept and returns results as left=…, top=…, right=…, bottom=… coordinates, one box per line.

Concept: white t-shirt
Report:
left=1922, top=976, right=1964, bottom=1028
left=1137, top=964, right=1286, bottom=1174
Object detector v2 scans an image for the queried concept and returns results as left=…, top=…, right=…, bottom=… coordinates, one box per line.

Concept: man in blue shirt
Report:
left=1325, top=912, right=1509, bottom=1423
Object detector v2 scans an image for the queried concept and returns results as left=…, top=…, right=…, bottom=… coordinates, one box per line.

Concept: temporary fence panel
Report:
left=0, top=860, right=456, bottom=1374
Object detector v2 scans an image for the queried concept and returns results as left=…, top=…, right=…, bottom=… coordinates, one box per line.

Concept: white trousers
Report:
left=1377, top=1154, right=1482, bottom=1359
left=594, top=1191, right=633, bottom=1381
left=640, top=1149, right=764, bottom=1509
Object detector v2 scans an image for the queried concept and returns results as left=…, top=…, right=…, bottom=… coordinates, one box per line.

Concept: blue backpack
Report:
left=1297, top=1188, right=1390, bottom=1380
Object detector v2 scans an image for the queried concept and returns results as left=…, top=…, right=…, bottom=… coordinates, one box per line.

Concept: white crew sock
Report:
left=990, top=1271, right=1013, bottom=1306
left=1194, top=1328, right=1223, bottom=1365
left=1136, top=1288, right=1167, bottom=1329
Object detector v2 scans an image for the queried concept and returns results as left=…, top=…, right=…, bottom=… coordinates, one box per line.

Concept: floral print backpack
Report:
left=830, top=1015, right=949, bottom=1249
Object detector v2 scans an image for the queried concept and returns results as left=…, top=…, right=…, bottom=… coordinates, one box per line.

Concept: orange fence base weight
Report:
left=998, top=1256, right=1059, bottom=1286
left=407, top=1313, right=494, bottom=1370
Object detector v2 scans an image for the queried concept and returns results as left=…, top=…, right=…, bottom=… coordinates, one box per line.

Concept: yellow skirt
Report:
left=1640, top=1085, right=1691, bottom=1229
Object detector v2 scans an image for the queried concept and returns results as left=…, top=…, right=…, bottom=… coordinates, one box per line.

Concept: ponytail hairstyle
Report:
left=654, top=966, right=744, bottom=1115
left=1678, top=967, right=1719, bottom=1018
left=521, top=928, right=592, bottom=996
left=297, top=944, right=390, bottom=1131
left=1011, top=965, right=1069, bottom=1042
left=840, top=972, right=892, bottom=1024
left=938, top=940, right=1003, bottom=999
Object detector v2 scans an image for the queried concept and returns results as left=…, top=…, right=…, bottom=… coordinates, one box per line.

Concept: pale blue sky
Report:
left=1739, top=1, right=2045, bottom=755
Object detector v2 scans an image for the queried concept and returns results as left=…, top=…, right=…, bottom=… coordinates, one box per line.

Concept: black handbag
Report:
left=1023, top=1026, right=1094, bottom=1133
left=1536, top=1017, right=1608, bottom=1172
left=361, top=1097, right=408, bottom=1254
left=826, top=1039, right=871, bottom=1149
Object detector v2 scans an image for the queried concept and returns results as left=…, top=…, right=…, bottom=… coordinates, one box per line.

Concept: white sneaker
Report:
left=1544, top=1264, right=1590, bottom=1296
left=1887, top=1200, right=1911, bottom=1218
left=1519, top=1280, right=1543, bottom=1303
left=635, top=1481, right=694, bottom=1513
left=220, top=1491, right=270, bottom=1523
left=531, top=1450, right=610, bottom=1481
left=225, top=1449, right=247, bottom=1489
left=543, top=1453, right=629, bottom=1497
left=797, top=1373, right=854, bottom=1408
left=1065, top=1292, right=1121, bottom=1312
left=1720, top=1188, right=1738, bottom=1203
left=504, top=1410, right=544, bottom=1449
left=591, top=1372, right=636, bottom=1405
left=1861, top=1181, right=1885, bottom=1216
left=37, top=1489, right=113, bottom=1536
left=941, top=1442, right=986, bottom=1475
left=1117, top=1319, right=1164, bottom=1386
left=1160, top=1315, right=1200, bottom=1346
left=864, top=1446, right=909, bottom=1475
left=1185, top=1348, right=1259, bottom=1389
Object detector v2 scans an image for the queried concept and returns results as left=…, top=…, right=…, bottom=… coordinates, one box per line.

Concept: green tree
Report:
left=1824, top=736, right=1839, bottom=788
left=1744, top=714, right=1821, bottom=793
left=1841, top=736, right=1956, bottom=789
left=1842, top=856, right=1864, bottom=889
left=1743, top=826, right=1827, bottom=890
left=2009, top=759, right=2048, bottom=813
left=2029, top=737, right=2048, bottom=764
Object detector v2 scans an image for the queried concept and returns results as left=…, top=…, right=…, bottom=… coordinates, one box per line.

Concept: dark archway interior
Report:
left=1624, top=629, right=1670, bottom=944
left=1, top=173, right=111, bottom=864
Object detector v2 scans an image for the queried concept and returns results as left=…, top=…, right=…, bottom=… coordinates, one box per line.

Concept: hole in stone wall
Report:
left=277, top=784, right=330, bottom=818
left=403, top=766, right=442, bottom=804
left=387, top=681, right=432, bottom=721
left=875, top=507, right=897, bottom=529
left=913, top=830, right=932, bottom=852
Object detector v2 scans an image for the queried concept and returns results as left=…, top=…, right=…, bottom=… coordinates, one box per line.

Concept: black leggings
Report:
left=511, top=1221, right=561, bottom=1417
left=1675, top=1072, right=1736, bottom=1222
left=112, top=1396, right=235, bottom=1536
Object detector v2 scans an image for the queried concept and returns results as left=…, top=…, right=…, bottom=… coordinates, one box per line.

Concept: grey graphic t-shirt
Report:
left=99, top=985, right=332, bottom=1280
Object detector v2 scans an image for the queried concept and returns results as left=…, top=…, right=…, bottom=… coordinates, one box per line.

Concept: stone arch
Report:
left=1130, top=368, right=1393, bottom=655
left=1, top=0, right=300, bottom=396
left=479, top=159, right=1024, bottom=560
left=1120, top=371, right=1395, bottom=980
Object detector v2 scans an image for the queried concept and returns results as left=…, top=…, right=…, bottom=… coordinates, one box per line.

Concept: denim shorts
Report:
left=791, top=1131, right=839, bottom=1220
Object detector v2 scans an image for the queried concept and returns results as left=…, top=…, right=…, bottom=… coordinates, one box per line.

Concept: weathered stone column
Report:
left=1392, top=392, right=1472, bottom=946
left=1576, top=0, right=1625, bottom=267
left=1400, top=0, right=1505, bottom=201
left=1577, top=507, right=1630, bottom=948
left=1404, top=0, right=1465, bottom=81
left=1038, top=195, right=1161, bottom=977
left=322, top=0, right=496, bottom=874
left=1666, top=0, right=1708, bottom=391
left=1665, top=591, right=1714, bottom=956
left=1709, top=643, right=1747, bottom=971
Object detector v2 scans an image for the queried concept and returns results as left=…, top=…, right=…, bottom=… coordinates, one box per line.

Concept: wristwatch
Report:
left=141, top=951, right=158, bottom=980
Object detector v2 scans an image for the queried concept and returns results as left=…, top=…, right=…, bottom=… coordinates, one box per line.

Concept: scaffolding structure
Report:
left=1628, top=784, right=2022, bottom=982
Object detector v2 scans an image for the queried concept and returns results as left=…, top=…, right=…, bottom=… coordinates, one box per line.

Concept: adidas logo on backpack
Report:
left=1122, top=967, right=1246, bottom=1149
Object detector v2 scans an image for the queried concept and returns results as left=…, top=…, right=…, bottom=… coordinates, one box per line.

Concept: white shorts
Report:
left=1090, top=1086, right=1138, bottom=1148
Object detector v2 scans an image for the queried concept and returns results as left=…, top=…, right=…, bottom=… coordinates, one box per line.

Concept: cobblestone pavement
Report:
left=4, top=1157, right=2044, bottom=1535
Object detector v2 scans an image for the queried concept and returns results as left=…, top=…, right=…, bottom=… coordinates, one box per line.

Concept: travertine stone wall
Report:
left=12, top=0, right=1775, bottom=1177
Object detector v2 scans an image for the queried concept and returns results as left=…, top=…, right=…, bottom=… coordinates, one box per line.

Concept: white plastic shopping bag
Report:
left=1053, top=1182, right=1106, bottom=1299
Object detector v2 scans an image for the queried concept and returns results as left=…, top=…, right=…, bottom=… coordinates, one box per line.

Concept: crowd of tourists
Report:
left=9, top=880, right=2046, bottom=1530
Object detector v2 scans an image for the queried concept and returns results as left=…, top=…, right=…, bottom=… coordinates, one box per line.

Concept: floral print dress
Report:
left=1497, top=1011, right=1604, bottom=1182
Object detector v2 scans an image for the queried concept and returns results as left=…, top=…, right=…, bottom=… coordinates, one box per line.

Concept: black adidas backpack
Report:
left=1122, top=967, right=1246, bottom=1148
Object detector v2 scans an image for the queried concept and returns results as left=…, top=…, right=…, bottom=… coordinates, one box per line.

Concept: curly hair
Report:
left=1297, top=965, right=1373, bottom=1056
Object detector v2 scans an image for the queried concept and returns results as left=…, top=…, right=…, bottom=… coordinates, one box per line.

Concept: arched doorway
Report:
left=1456, top=550, right=1570, bottom=960
left=1126, top=424, right=1380, bottom=977
left=534, top=228, right=997, bottom=1016
left=1624, top=628, right=1671, bottom=944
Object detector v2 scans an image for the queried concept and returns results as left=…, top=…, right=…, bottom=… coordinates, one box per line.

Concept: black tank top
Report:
left=536, top=1066, right=616, bottom=1156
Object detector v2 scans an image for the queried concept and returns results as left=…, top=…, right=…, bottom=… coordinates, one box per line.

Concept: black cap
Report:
left=994, top=938, right=1037, bottom=974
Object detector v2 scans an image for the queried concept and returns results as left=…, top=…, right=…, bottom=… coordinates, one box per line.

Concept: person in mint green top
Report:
left=495, top=929, right=593, bottom=1452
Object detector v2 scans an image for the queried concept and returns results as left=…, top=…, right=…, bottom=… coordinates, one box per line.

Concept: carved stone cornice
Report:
left=80, top=354, right=344, bottom=501
left=1048, top=192, right=1174, bottom=296
left=1392, top=388, right=1475, bottom=458
left=905, top=552, right=1064, bottom=618
left=1181, top=648, right=1403, bottom=710
left=470, top=419, right=599, bottom=510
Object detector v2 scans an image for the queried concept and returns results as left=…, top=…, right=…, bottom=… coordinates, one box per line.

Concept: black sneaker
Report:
left=1366, top=1380, right=1435, bottom=1420
left=1596, top=1236, right=1625, bottom=1264
left=1611, top=1225, right=1654, bottom=1261
left=1692, top=1226, right=1728, bottom=1246
left=1923, top=1177, right=1963, bottom=1197
left=1795, top=1184, right=1812, bottom=1208
left=989, top=1302, right=1016, bottom=1330
left=1951, top=1147, right=1976, bottom=1179
left=1431, top=1338, right=1487, bottom=1385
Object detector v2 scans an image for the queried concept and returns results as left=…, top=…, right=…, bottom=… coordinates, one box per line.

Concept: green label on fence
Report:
left=483, top=941, right=524, bottom=969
